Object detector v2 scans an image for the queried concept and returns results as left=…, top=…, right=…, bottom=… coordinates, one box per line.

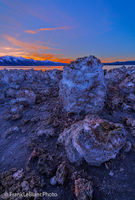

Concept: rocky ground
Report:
left=0, top=57, right=135, bottom=200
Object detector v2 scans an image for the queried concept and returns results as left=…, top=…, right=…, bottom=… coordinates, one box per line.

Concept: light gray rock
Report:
left=50, top=176, right=57, bottom=185
left=58, top=115, right=126, bottom=166
left=12, top=169, right=24, bottom=180
left=21, top=180, right=29, bottom=192
left=16, top=89, right=36, bottom=105
left=59, top=56, right=106, bottom=114
left=0, top=69, right=25, bottom=84
left=37, top=127, right=55, bottom=137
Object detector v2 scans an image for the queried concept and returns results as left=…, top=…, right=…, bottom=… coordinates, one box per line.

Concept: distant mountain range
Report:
left=0, top=56, right=66, bottom=66
left=1, top=56, right=135, bottom=67
left=103, top=61, right=135, bottom=65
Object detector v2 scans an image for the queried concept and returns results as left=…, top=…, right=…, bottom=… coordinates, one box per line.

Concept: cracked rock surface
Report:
left=59, top=56, right=106, bottom=114
left=58, top=115, right=126, bottom=166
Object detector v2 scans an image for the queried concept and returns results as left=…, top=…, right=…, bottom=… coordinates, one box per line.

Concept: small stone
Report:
left=109, top=171, right=114, bottom=176
left=12, top=169, right=24, bottom=180
left=12, top=112, right=22, bottom=120
left=5, top=126, right=20, bottom=138
left=37, top=154, right=56, bottom=177
left=105, top=163, right=109, bottom=170
left=120, top=167, right=124, bottom=172
left=124, top=141, right=132, bottom=153
left=122, top=103, right=132, bottom=112
left=37, top=127, right=55, bottom=137
left=50, top=176, right=57, bottom=185
left=21, top=181, right=29, bottom=192
left=56, top=162, right=68, bottom=185
left=131, top=129, right=135, bottom=137
left=126, top=118, right=135, bottom=127
left=16, top=88, right=36, bottom=105
left=75, top=178, right=93, bottom=200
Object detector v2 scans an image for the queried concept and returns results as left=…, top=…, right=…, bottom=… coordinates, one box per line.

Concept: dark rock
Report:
left=0, top=168, right=44, bottom=200
left=75, top=178, right=93, bottom=200
left=37, top=153, right=56, bottom=177
left=4, top=126, right=20, bottom=139
left=36, top=126, right=55, bottom=138
left=105, top=66, right=135, bottom=112
left=55, top=162, right=68, bottom=185
left=124, top=141, right=132, bottom=153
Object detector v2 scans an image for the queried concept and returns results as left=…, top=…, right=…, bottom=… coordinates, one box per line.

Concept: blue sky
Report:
left=0, top=0, right=134, bottom=62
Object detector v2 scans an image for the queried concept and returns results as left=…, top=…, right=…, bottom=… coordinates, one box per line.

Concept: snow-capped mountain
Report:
left=0, top=56, right=66, bottom=66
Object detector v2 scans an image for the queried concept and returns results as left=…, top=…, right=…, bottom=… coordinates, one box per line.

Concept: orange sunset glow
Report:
left=0, top=0, right=135, bottom=65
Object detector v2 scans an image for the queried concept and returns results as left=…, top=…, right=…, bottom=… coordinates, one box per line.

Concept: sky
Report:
left=0, top=0, right=135, bottom=63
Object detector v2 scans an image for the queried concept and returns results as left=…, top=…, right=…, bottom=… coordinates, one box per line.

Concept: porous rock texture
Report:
left=75, top=178, right=93, bottom=200
left=58, top=115, right=126, bottom=166
left=105, top=66, right=135, bottom=112
left=59, top=56, right=106, bottom=114
left=1, top=64, right=135, bottom=200
left=0, top=69, right=62, bottom=171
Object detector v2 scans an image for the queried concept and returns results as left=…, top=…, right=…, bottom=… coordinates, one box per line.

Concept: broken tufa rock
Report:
left=59, top=56, right=106, bottom=115
left=58, top=115, right=126, bottom=166
left=55, top=162, right=68, bottom=185
left=75, top=178, right=93, bottom=200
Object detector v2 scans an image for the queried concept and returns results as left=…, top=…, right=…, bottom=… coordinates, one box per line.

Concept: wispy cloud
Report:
left=4, top=35, right=52, bottom=51
left=25, top=26, right=70, bottom=34
left=0, top=46, right=28, bottom=57
left=25, top=52, right=72, bottom=63
left=2, top=34, right=72, bottom=63
left=25, top=30, right=36, bottom=34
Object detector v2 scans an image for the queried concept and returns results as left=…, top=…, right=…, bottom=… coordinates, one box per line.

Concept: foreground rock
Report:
left=55, top=162, right=68, bottom=185
left=105, top=66, right=135, bottom=112
left=0, top=63, right=135, bottom=200
left=123, top=116, right=135, bottom=137
left=0, top=168, right=45, bottom=200
left=75, top=178, right=93, bottom=200
left=0, top=69, right=62, bottom=107
left=59, top=56, right=106, bottom=115
left=50, top=162, right=68, bottom=186
left=58, top=115, right=126, bottom=166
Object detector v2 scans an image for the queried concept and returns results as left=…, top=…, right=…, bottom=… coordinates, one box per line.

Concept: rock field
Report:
left=0, top=56, right=135, bottom=200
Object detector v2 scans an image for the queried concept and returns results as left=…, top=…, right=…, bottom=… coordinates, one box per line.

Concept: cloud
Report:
left=25, top=30, right=37, bottom=34
left=25, top=26, right=70, bottom=34
left=25, top=52, right=72, bottom=63
left=0, top=46, right=27, bottom=57
left=4, top=35, right=51, bottom=51
left=2, top=34, right=72, bottom=63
